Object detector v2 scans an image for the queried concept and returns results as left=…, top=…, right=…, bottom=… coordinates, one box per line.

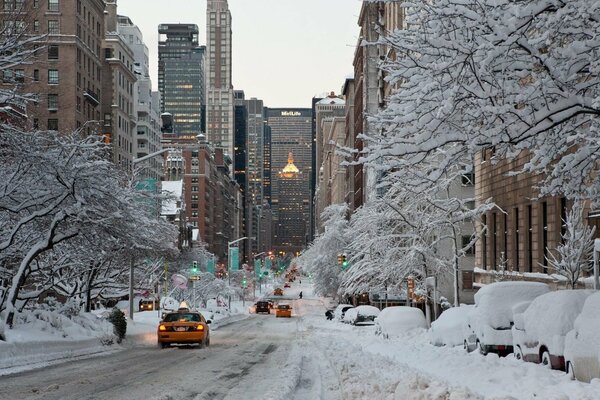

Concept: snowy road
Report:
left=2, top=290, right=600, bottom=400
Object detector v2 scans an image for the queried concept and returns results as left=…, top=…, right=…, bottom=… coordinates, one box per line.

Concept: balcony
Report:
left=83, top=89, right=100, bottom=106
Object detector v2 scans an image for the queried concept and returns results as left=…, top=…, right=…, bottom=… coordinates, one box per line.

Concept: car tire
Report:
left=198, top=339, right=205, bottom=349
left=464, top=340, right=469, bottom=352
left=159, top=342, right=169, bottom=349
left=206, top=336, right=210, bottom=347
left=566, top=361, right=575, bottom=380
left=477, top=340, right=488, bottom=356
left=541, top=350, right=552, bottom=369
left=514, top=345, right=523, bottom=361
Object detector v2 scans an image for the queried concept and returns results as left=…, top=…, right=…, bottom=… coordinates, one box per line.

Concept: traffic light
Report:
left=337, top=254, right=343, bottom=265
left=191, top=261, right=198, bottom=274
left=341, top=254, right=349, bottom=270
left=241, top=277, right=247, bottom=288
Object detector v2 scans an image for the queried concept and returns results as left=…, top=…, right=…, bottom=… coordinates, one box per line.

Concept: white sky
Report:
left=116, top=0, right=363, bottom=108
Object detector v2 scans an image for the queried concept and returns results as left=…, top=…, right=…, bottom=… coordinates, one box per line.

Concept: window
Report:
left=33, top=119, right=39, bottom=129
left=4, top=1, right=12, bottom=11
left=48, top=20, right=59, bottom=34
left=34, top=0, right=40, bottom=8
left=47, top=94, right=58, bottom=110
left=461, top=171, right=475, bottom=186
left=76, top=96, right=81, bottom=112
left=48, top=0, right=59, bottom=12
left=33, top=20, right=40, bottom=33
left=462, top=271, right=474, bottom=290
left=47, top=119, right=58, bottom=131
left=48, top=69, right=58, bottom=84
left=2, top=70, right=12, bottom=83
left=14, top=69, right=24, bottom=83
left=48, top=45, right=59, bottom=60
left=462, top=235, right=475, bottom=255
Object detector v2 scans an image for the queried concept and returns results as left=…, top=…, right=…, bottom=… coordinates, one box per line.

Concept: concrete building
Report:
left=102, top=0, right=136, bottom=170
left=161, top=134, right=240, bottom=261
left=206, top=0, right=235, bottom=160
left=157, top=24, right=205, bottom=136
left=314, top=93, right=346, bottom=233
left=4, top=0, right=106, bottom=134
left=117, top=15, right=162, bottom=182
left=342, top=77, right=357, bottom=213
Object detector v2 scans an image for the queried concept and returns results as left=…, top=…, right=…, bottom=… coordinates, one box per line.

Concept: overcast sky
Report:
left=116, top=0, right=362, bottom=108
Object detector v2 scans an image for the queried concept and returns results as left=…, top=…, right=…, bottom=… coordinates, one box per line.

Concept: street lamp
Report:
left=227, top=237, right=255, bottom=309
left=128, top=148, right=174, bottom=321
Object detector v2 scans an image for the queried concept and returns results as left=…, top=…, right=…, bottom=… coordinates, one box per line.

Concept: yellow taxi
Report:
left=273, top=288, right=284, bottom=296
left=275, top=304, right=292, bottom=318
left=157, top=308, right=211, bottom=348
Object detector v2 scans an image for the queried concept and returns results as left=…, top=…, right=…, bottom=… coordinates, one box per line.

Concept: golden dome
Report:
left=280, top=152, right=300, bottom=177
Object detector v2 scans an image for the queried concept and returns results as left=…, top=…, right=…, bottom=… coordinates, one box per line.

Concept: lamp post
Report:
left=253, top=252, right=266, bottom=296
left=227, top=237, right=255, bottom=310
left=128, top=148, right=173, bottom=321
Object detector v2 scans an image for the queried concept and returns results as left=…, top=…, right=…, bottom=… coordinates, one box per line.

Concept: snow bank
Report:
left=343, top=307, right=358, bottom=324
left=430, top=305, right=473, bottom=347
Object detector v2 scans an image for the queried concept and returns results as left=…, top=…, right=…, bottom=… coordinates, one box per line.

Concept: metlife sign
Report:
left=281, top=111, right=302, bottom=117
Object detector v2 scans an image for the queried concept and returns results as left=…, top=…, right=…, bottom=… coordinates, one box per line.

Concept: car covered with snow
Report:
left=374, top=306, right=427, bottom=339
left=564, top=291, right=600, bottom=382
left=468, top=281, right=550, bottom=355
left=342, top=305, right=380, bottom=325
left=513, top=290, right=592, bottom=371
left=333, top=304, right=354, bottom=321
left=430, top=305, right=474, bottom=347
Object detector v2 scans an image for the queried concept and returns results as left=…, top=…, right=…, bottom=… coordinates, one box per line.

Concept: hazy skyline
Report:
left=117, top=0, right=362, bottom=108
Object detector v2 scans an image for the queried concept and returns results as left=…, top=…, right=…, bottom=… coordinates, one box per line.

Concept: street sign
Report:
left=189, top=276, right=200, bottom=281
left=207, top=258, right=215, bottom=275
left=230, top=247, right=239, bottom=271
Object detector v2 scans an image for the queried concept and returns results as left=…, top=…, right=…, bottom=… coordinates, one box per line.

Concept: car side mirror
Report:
left=206, top=320, right=212, bottom=324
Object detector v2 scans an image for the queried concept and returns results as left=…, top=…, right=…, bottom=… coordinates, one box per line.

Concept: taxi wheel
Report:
left=198, top=340, right=205, bottom=349
left=206, top=336, right=210, bottom=347
left=159, top=342, right=169, bottom=349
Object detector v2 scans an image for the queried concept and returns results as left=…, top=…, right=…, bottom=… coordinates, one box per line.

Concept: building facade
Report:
left=275, top=153, right=307, bottom=255
left=206, top=0, right=235, bottom=159
left=102, top=0, right=136, bottom=170
left=3, top=0, right=106, bottom=134
left=157, top=23, right=204, bottom=136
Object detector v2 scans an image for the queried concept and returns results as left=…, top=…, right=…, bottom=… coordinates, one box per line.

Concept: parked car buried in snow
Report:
left=430, top=305, right=474, bottom=347
left=468, top=281, right=550, bottom=356
left=513, top=289, right=592, bottom=371
left=343, top=305, right=380, bottom=325
left=374, top=306, right=427, bottom=339
left=333, top=304, right=354, bottom=321
left=564, top=291, right=600, bottom=382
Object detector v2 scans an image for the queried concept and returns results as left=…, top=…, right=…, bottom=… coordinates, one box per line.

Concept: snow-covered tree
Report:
left=364, top=0, right=600, bottom=205
left=546, top=202, right=596, bottom=289
left=0, top=130, right=178, bottom=327
left=296, top=204, right=349, bottom=297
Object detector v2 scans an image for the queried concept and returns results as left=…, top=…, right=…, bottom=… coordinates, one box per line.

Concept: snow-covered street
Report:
left=1, top=283, right=599, bottom=400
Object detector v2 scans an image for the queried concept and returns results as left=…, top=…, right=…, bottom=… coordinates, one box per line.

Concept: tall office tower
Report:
left=234, top=90, right=248, bottom=258
left=245, top=97, right=265, bottom=255
left=265, top=108, right=312, bottom=252
left=158, top=24, right=205, bottom=136
left=3, top=0, right=106, bottom=133
left=275, top=153, right=307, bottom=255
left=262, top=122, right=272, bottom=205
left=206, top=0, right=234, bottom=159
left=118, top=15, right=162, bottom=183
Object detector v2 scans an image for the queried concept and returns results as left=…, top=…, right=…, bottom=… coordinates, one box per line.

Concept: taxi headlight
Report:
left=196, top=324, right=204, bottom=331
left=159, top=324, right=167, bottom=331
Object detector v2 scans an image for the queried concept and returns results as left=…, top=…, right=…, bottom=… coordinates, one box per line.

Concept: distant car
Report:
left=468, top=281, right=550, bottom=355
left=513, top=290, right=592, bottom=371
left=430, top=305, right=474, bottom=347
left=333, top=304, right=354, bottom=321
left=565, top=291, right=600, bottom=382
left=284, top=282, right=291, bottom=288
left=343, top=305, right=380, bottom=325
left=375, top=306, right=427, bottom=338
left=273, top=288, right=284, bottom=296
left=275, top=304, right=292, bottom=318
left=157, top=308, right=211, bottom=348
left=255, top=301, right=271, bottom=314
left=139, top=299, right=158, bottom=312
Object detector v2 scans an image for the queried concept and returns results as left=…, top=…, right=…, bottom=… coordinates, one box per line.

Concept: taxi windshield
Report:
left=164, top=313, right=200, bottom=322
